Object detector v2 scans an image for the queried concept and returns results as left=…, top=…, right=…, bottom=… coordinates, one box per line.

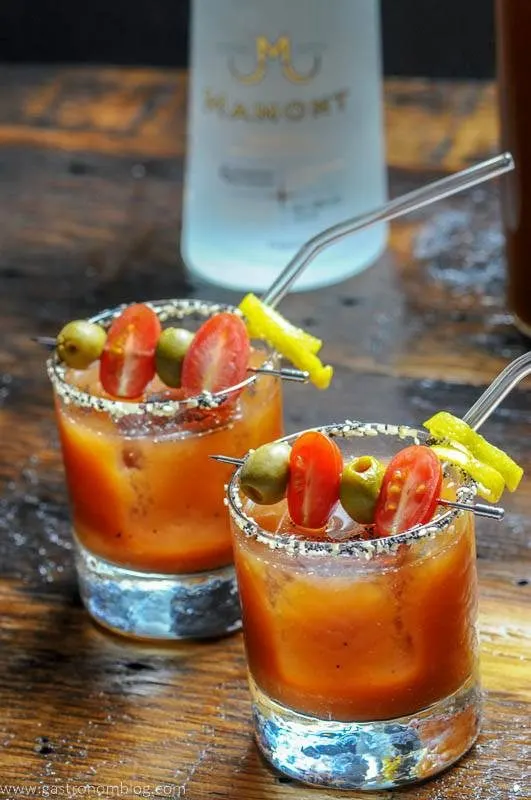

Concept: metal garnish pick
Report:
left=209, top=455, right=505, bottom=521
left=33, top=337, right=308, bottom=383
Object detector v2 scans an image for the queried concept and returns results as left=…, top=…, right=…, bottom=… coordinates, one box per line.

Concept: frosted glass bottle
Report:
left=181, top=0, right=388, bottom=292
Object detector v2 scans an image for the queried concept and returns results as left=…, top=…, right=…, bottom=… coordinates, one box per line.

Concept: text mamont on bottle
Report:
left=203, top=89, right=350, bottom=122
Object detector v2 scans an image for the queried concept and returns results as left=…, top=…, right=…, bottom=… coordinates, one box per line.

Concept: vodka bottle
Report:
left=181, top=0, right=387, bottom=292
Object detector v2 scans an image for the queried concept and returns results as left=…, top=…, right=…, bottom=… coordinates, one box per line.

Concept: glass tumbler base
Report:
left=74, top=537, right=241, bottom=640
left=251, top=676, right=481, bottom=790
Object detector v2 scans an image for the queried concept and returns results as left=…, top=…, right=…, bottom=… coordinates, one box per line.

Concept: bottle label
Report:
left=183, top=0, right=387, bottom=280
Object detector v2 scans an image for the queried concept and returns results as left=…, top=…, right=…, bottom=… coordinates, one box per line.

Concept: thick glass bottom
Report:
left=250, top=675, right=481, bottom=790
left=74, top=537, right=241, bottom=640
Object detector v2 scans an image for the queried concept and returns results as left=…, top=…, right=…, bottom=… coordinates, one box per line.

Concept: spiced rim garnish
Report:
left=226, top=420, right=477, bottom=559
left=47, top=298, right=278, bottom=418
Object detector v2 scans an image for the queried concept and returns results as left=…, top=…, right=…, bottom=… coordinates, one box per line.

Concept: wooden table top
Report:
left=0, top=66, right=529, bottom=800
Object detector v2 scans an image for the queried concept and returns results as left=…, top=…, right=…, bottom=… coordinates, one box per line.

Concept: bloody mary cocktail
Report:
left=48, top=299, right=283, bottom=640
left=227, top=421, right=482, bottom=790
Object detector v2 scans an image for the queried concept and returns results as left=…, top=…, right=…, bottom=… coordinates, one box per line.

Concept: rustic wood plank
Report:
left=0, top=66, right=529, bottom=799
left=0, top=66, right=185, bottom=157
left=386, top=81, right=500, bottom=170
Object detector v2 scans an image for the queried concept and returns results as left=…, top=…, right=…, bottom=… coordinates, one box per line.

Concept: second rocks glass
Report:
left=227, top=421, right=481, bottom=790
left=48, top=299, right=284, bottom=640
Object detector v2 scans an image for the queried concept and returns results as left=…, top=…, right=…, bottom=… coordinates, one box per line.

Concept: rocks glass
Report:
left=227, top=421, right=480, bottom=790
left=48, top=299, right=283, bottom=640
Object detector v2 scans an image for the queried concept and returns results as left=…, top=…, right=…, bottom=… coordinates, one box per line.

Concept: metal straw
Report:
left=262, top=152, right=515, bottom=308
left=463, top=351, right=531, bottom=430
left=36, top=153, right=515, bottom=371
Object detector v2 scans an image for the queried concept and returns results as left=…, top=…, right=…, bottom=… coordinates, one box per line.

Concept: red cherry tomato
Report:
left=99, top=304, right=161, bottom=398
left=287, top=431, right=343, bottom=530
left=374, top=445, right=442, bottom=537
left=181, top=312, right=250, bottom=395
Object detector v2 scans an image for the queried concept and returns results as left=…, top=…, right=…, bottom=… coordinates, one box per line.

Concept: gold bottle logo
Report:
left=229, top=36, right=321, bottom=85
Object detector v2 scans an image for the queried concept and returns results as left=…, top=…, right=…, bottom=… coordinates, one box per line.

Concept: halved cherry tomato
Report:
left=99, top=304, right=161, bottom=398
left=287, top=431, right=343, bottom=530
left=181, top=312, right=250, bottom=395
left=374, top=445, right=442, bottom=537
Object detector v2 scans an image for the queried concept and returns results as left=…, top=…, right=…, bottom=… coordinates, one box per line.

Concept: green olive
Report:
left=340, top=455, right=385, bottom=524
left=155, top=327, right=194, bottom=388
left=56, top=320, right=107, bottom=369
left=240, top=441, right=291, bottom=505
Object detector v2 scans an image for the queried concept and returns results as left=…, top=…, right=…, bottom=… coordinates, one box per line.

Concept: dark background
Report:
left=0, top=0, right=495, bottom=78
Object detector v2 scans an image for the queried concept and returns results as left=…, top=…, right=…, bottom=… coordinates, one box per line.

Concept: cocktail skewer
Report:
left=437, top=498, right=504, bottom=520
left=211, top=345, right=531, bottom=525
left=33, top=336, right=309, bottom=384
left=208, top=454, right=505, bottom=521
left=32, top=336, right=56, bottom=349
left=209, top=455, right=244, bottom=466
left=247, top=366, right=308, bottom=382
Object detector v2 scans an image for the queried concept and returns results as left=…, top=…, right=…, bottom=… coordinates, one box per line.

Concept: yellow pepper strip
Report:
left=424, top=411, right=523, bottom=492
left=239, top=293, right=322, bottom=354
left=279, top=345, right=333, bottom=390
left=430, top=444, right=505, bottom=503
left=238, top=293, right=333, bottom=389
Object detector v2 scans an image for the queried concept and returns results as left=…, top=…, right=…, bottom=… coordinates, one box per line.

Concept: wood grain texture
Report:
left=0, top=67, right=529, bottom=800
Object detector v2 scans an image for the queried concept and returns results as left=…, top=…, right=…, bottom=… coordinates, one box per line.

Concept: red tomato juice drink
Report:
left=227, top=421, right=481, bottom=790
left=48, top=299, right=283, bottom=640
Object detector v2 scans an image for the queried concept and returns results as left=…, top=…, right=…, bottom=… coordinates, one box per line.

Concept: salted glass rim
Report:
left=227, top=420, right=478, bottom=558
left=47, top=298, right=277, bottom=417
